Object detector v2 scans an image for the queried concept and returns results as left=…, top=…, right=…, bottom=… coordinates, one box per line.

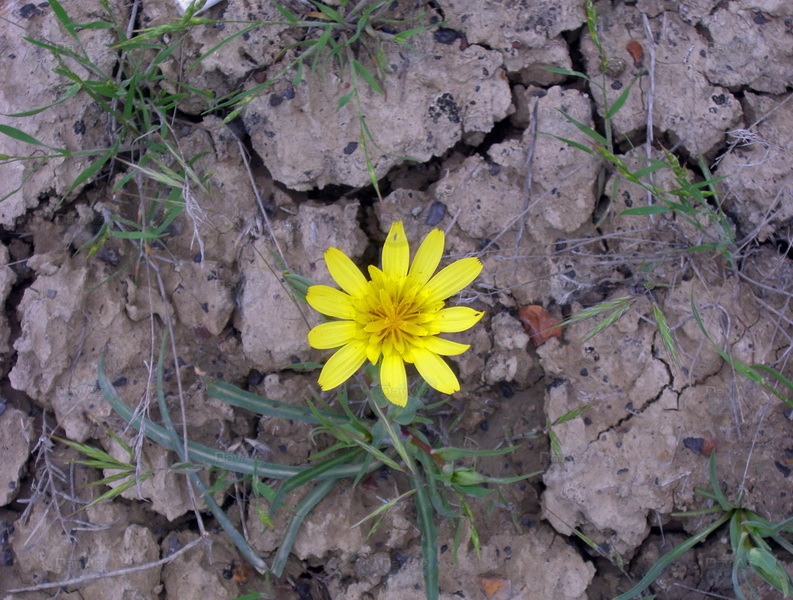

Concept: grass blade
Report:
left=410, top=470, right=438, bottom=600
left=351, top=489, right=416, bottom=529
left=98, top=355, right=370, bottom=480
left=557, top=110, right=609, bottom=146
left=351, top=59, right=384, bottom=95
left=2, top=83, right=81, bottom=117
left=543, top=66, right=589, bottom=80
left=0, top=124, right=60, bottom=149
left=433, top=446, right=517, bottom=462
left=540, top=132, right=594, bottom=155
left=613, top=511, right=732, bottom=600
left=48, top=0, right=80, bottom=42
left=269, top=449, right=360, bottom=516
left=273, top=2, right=298, bottom=23
left=270, top=478, right=338, bottom=577
left=207, top=379, right=348, bottom=425
left=707, top=452, right=731, bottom=511
left=651, top=301, right=680, bottom=370
left=153, top=334, right=268, bottom=573
left=619, top=205, right=672, bottom=216
left=605, top=72, right=641, bottom=120
left=309, top=0, right=345, bottom=24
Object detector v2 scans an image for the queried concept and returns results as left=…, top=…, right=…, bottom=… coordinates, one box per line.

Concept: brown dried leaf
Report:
left=518, top=305, right=562, bottom=347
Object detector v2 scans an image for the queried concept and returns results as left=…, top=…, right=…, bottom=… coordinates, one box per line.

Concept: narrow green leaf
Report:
left=411, top=471, right=439, bottom=600
left=747, top=547, right=792, bottom=594
left=87, top=474, right=153, bottom=506
left=352, top=59, right=384, bottom=95
left=207, top=380, right=347, bottom=425
left=631, top=160, right=669, bottom=180
left=562, top=296, right=633, bottom=326
left=293, top=60, right=304, bottom=87
left=89, top=471, right=142, bottom=487
left=352, top=489, right=416, bottom=529
left=393, top=25, right=435, bottom=43
left=48, top=0, right=79, bottom=41
left=544, top=66, right=589, bottom=80
left=65, top=152, right=111, bottom=197
left=283, top=270, right=314, bottom=302
left=613, top=511, right=732, bottom=600
left=551, top=402, right=595, bottom=426
left=154, top=334, right=268, bottom=574
left=750, top=364, right=793, bottom=398
left=98, top=356, right=370, bottom=480
left=651, top=302, right=680, bottom=369
left=252, top=476, right=277, bottom=502
left=71, top=458, right=131, bottom=470
left=54, top=436, right=119, bottom=463
left=618, top=205, right=672, bottom=216
left=189, top=23, right=259, bottom=70
left=482, top=470, right=542, bottom=486
left=337, top=92, right=353, bottom=110
left=273, top=2, right=298, bottom=23
left=540, top=132, right=594, bottom=155
left=606, top=72, right=641, bottom=119
left=3, top=83, right=81, bottom=117
left=452, top=484, right=492, bottom=497
left=549, top=430, right=563, bottom=465
left=433, top=446, right=517, bottom=462
left=269, top=450, right=360, bottom=517
left=370, top=393, right=412, bottom=473
left=580, top=302, right=633, bottom=342
left=69, top=19, right=115, bottom=31
left=270, top=478, right=338, bottom=577
left=0, top=124, right=58, bottom=149
left=558, top=110, right=609, bottom=146
left=707, top=452, right=731, bottom=512
left=309, top=0, right=345, bottom=24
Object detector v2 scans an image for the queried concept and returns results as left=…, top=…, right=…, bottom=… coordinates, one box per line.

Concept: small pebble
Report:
left=425, top=201, right=446, bottom=226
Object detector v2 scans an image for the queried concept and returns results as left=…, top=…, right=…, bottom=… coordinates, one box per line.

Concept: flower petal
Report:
left=306, top=285, right=356, bottom=319
left=412, top=348, right=460, bottom=395
left=380, top=353, right=408, bottom=407
left=409, top=229, right=444, bottom=287
left=317, top=341, right=367, bottom=391
left=308, top=321, right=359, bottom=349
left=382, top=221, right=409, bottom=279
left=423, top=257, right=482, bottom=303
left=432, top=307, right=485, bottom=333
left=325, top=248, right=368, bottom=297
left=423, top=336, right=470, bottom=356
left=366, top=343, right=381, bottom=364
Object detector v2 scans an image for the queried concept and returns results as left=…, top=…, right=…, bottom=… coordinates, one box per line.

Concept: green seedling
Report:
left=96, top=344, right=543, bottom=600
left=546, top=0, right=789, bottom=401
left=54, top=430, right=154, bottom=509
left=613, top=452, right=793, bottom=599
left=544, top=4, right=793, bottom=598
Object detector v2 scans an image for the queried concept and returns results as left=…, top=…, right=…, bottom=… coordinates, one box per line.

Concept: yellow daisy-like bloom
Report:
left=306, top=221, right=484, bottom=407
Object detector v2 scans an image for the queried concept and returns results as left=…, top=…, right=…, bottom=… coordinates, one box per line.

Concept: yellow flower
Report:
left=306, top=221, right=484, bottom=407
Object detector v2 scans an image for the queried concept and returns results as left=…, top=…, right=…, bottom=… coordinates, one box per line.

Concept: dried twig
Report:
left=641, top=13, right=656, bottom=207
left=515, top=96, right=539, bottom=254
left=7, top=535, right=205, bottom=593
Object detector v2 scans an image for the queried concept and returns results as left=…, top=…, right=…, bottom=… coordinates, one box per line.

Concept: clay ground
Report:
left=0, top=0, right=792, bottom=599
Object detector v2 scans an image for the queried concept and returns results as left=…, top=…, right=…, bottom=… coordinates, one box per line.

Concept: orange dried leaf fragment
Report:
left=700, top=438, right=718, bottom=457
left=476, top=576, right=512, bottom=600
left=518, top=305, right=562, bottom=347
left=626, top=40, right=644, bottom=68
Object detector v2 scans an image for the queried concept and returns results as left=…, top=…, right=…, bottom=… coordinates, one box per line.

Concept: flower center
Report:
left=361, top=279, right=428, bottom=355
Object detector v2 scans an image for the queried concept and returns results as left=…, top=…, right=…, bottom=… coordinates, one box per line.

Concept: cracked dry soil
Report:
left=1, top=0, right=792, bottom=599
